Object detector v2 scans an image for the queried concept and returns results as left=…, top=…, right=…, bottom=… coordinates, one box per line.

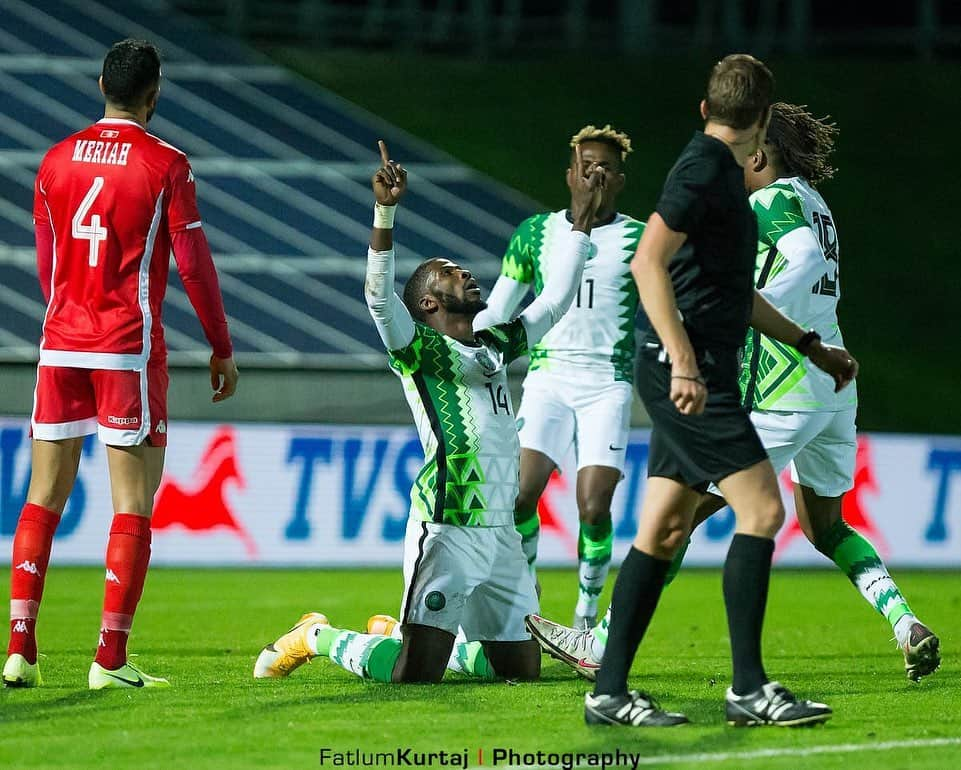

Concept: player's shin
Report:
left=575, top=518, right=613, bottom=626
left=327, top=631, right=402, bottom=683
left=96, top=513, right=151, bottom=671
left=447, top=640, right=497, bottom=680
left=815, top=520, right=916, bottom=637
left=723, top=534, right=774, bottom=695
left=514, top=505, right=540, bottom=577
left=8, top=504, right=60, bottom=664
left=593, top=548, right=670, bottom=696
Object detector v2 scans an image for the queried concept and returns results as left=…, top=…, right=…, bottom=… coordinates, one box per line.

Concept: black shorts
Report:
left=635, top=344, right=767, bottom=493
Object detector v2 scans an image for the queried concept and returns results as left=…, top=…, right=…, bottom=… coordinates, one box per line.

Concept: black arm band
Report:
left=795, top=329, right=821, bottom=356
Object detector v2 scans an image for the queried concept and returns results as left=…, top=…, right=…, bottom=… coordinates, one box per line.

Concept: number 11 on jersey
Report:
left=72, top=176, right=108, bottom=267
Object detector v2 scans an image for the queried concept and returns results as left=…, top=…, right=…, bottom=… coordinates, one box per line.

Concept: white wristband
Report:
left=373, top=203, right=396, bottom=229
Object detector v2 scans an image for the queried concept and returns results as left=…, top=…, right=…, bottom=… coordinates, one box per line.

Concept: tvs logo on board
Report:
left=152, top=427, right=255, bottom=557
left=775, top=435, right=887, bottom=558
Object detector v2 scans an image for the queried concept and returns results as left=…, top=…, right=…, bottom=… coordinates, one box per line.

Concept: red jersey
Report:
left=34, top=118, right=211, bottom=369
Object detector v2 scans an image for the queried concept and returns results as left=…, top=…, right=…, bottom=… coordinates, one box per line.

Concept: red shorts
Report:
left=31, top=360, right=168, bottom=447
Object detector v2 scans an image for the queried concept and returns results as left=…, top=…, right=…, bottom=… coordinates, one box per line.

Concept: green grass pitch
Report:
left=1, top=567, right=958, bottom=769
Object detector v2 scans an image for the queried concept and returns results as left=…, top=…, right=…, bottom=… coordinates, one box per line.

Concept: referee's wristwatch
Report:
left=795, top=329, right=821, bottom=357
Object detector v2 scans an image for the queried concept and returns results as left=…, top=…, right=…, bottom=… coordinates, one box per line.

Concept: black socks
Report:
left=723, top=533, right=775, bottom=695
left=593, top=547, right=671, bottom=696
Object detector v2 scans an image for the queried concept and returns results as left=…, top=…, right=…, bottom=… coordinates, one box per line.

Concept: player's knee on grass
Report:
left=482, top=639, right=541, bottom=681
left=393, top=623, right=455, bottom=683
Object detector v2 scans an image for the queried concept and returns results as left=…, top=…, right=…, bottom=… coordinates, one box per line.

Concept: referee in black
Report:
left=585, top=55, right=858, bottom=727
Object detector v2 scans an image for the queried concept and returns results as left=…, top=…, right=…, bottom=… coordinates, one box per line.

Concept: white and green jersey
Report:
left=367, top=230, right=590, bottom=528
left=740, top=177, right=857, bottom=412
left=497, top=211, right=644, bottom=382
left=388, top=321, right=528, bottom=527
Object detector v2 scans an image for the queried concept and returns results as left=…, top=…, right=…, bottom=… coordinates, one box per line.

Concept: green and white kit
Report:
left=365, top=225, right=591, bottom=640
left=741, top=176, right=858, bottom=495
left=475, top=211, right=644, bottom=471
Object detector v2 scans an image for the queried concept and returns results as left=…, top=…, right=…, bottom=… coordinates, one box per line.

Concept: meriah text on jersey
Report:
left=71, top=139, right=132, bottom=166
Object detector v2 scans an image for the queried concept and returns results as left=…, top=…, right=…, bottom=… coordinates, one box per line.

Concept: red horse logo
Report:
left=537, top=469, right=578, bottom=557
left=775, top=435, right=887, bottom=559
left=152, top=427, right=256, bottom=558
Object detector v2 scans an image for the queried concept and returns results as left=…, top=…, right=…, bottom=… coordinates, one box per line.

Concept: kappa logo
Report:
left=187, top=168, right=194, bottom=183
left=15, top=560, right=40, bottom=576
left=107, top=415, right=139, bottom=425
left=152, top=427, right=255, bottom=557
left=775, top=436, right=886, bottom=558
left=105, top=569, right=120, bottom=584
left=13, top=620, right=28, bottom=633
left=155, top=420, right=166, bottom=434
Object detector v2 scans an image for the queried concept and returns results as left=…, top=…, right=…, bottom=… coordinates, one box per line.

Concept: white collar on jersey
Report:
left=96, top=118, right=146, bottom=131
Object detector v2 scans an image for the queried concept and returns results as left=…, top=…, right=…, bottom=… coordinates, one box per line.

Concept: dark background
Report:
left=182, top=2, right=961, bottom=432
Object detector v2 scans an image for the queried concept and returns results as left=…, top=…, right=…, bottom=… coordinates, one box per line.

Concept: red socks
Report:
left=95, top=513, right=152, bottom=671
left=7, top=507, right=153, bottom=671
left=8, top=503, right=60, bottom=664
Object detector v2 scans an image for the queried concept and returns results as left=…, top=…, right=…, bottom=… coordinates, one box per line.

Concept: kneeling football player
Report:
left=253, top=140, right=604, bottom=683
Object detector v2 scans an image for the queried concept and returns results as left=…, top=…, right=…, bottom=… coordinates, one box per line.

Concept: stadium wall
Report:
left=0, top=364, right=654, bottom=426
left=1, top=417, right=958, bottom=568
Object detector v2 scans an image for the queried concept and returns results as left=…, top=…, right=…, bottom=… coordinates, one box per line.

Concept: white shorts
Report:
left=709, top=407, right=856, bottom=498
left=516, top=371, right=633, bottom=472
left=399, top=517, right=538, bottom=642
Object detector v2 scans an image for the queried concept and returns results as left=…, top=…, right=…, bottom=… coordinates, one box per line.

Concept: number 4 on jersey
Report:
left=72, top=176, right=108, bottom=267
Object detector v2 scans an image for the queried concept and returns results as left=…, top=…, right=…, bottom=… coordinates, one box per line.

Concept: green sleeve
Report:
left=500, top=215, right=547, bottom=285
left=751, top=186, right=811, bottom=247
left=479, top=319, right=529, bottom=364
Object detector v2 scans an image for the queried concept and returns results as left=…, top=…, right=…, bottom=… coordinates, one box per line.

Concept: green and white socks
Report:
left=575, top=519, right=614, bottom=622
left=583, top=522, right=923, bottom=663
left=447, top=640, right=497, bottom=680
left=515, top=504, right=540, bottom=580
left=309, top=622, right=497, bottom=682
left=310, top=625, right=401, bottom=683
left=590, top=607, right=610, bottom=662
left=815, top=520, right=919, bottom=645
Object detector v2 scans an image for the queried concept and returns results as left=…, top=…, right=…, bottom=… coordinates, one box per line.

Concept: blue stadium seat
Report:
left=0, top=0, right=537, bottom=366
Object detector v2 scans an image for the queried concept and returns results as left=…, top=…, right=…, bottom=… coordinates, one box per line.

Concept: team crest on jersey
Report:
left=474, top=348, right=502, bottom=375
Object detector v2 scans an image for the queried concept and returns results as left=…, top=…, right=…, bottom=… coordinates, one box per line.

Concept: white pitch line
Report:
left=502, top=736, right=961, bottom=768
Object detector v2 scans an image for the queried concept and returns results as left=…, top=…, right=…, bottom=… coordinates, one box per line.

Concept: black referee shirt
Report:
left=647, top=131, right=757, bottom=351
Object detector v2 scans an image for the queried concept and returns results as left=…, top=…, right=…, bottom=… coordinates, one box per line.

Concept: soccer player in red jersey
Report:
left=3, top=39, right=238, bottom=689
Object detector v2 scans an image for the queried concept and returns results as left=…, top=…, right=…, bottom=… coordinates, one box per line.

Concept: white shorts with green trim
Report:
left=399, top=517, right=538, bottom=642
